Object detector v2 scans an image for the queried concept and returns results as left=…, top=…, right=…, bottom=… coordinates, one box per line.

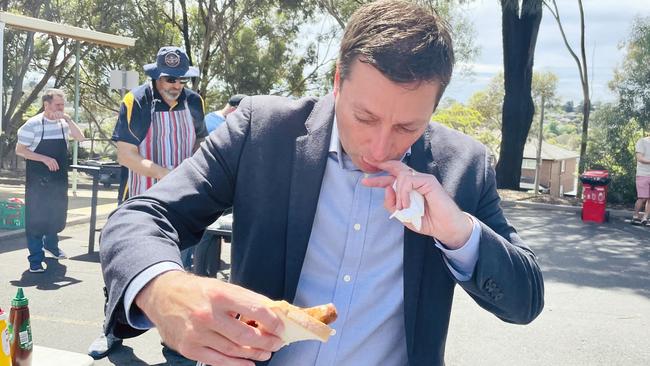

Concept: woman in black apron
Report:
left=24, top=118, right=69, bottom=272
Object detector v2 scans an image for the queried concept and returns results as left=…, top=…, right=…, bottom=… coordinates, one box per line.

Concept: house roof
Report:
left=523, top=139, right=579, bottom=160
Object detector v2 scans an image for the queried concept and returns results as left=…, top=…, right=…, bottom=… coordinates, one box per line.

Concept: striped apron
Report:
left=128, top=100, right=196, bottom=197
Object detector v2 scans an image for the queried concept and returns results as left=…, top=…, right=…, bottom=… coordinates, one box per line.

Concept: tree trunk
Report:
left=578, top=96, right=590, bottom=174
left=496, top=0, right=543, bottom=189
left=534, top=94, right=545, bottom=195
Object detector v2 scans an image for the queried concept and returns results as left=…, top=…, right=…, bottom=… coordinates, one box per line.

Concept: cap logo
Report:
left=164, top=52, right=181, bottom=68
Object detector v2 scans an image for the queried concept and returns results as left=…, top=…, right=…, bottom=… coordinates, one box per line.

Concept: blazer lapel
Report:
left=403, top=127, right=439, bottom=352
left=283, top=95, right=335, bottom=301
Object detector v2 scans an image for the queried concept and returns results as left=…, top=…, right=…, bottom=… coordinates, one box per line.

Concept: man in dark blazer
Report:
left=100, top=1, right=544, bottom=365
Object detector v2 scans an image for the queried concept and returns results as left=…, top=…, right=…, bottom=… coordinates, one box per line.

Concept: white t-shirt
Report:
left=16, top=113, right=70, bottom=151
left=636, top=136, right=650, bottom=176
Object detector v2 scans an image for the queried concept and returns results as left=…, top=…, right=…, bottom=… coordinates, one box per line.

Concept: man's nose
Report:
left=369, top=132, right=392, bottom=162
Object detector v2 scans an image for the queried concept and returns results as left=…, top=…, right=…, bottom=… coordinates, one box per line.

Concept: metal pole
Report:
left=0, top=21, right=5, bottom=135
left=72, top=40, right=80, bottom=194
left=534, top=94, right=545, bottom=195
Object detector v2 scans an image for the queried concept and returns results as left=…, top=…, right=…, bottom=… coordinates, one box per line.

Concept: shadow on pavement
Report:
left=107, top=344, right=196, bottom=365
left=106, top=346, right=150, bottom=366
left=0, top=235, right=72, bottom=255
left=70, top=252, right=100, bottom=263
left=507, top=206, right=650, bottom=299
left=0, top=237, right=23, bottom=255
left=9, top=258, right=82, bottom=290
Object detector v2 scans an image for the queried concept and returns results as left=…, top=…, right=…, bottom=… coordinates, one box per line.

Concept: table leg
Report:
left=88, top=174, right=99, bottom=254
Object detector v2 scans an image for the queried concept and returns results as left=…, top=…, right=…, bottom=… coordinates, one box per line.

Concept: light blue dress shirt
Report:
left=268, top=119, right=481, bottom=366
left=123, top=119, right=481, bottom=364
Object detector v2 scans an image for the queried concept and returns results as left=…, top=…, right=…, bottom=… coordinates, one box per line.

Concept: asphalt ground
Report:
left=0, top=206, right=648, bottom=365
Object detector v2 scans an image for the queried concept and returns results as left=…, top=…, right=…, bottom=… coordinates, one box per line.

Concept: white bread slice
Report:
left=267, top=300, right=336, bottom=345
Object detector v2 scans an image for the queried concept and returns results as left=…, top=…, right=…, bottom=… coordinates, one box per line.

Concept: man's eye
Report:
left=355, top=116, right=375, bottom=124
left=398, top=126, right=417, bottom=133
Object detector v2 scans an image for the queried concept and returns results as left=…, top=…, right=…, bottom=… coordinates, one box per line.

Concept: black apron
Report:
left=25, top=118, right=69, bottom=235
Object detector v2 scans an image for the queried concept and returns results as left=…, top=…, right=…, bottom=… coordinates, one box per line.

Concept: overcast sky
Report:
left=444, top=0, right=650, bottom=104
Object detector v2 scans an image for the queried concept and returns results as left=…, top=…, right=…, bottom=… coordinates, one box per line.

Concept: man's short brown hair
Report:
left=42, top=88, right=65, bottom=104
left=338, top=0, right=454, bottom=88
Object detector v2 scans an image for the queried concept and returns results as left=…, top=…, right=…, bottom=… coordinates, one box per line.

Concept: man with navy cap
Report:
left=204, top=94, right=248, bottom=133
left=88, top=46, right=208, bottom=358
left=112, top=46, right=208, bottom=201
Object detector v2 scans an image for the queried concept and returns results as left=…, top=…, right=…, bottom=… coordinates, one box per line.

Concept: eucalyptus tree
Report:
left=495, top=0, right=543, bottom=189
left=0, top=0, right=132, bottom=166
left=544, top=0, right=591, bottom=175
left=611, top=16, right=650, bottom=133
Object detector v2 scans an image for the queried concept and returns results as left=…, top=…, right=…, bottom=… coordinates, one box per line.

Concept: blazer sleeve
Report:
left=457, top=157, right=544, bottom=325
left=99, top=97, right=254, bottom=338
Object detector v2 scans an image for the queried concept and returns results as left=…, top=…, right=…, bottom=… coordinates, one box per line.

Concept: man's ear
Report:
left=333, top=64, right=341, bottom=98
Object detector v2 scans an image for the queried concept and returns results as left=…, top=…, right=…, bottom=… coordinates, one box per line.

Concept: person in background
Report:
left=100, top=2, right=544, bottom=365
left=15, top=88, right=85, bottom=273
left=632, top=131, right=650, bottom=225
left=182, top=94, right=246, bottom=270
left=87, top=45, right=208, bottom=359
left=204, top=94, right=247, bottom=133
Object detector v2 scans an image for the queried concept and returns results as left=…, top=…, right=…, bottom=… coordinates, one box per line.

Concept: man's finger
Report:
left=397, top=174, right=415, bottom=209
left=218, top=291, right=285, bottom=339
left=213, top=312, right=283, bottom=352
left=384, top=186, right=396, bottom=212
left=209, top=310, right=284, bottom=351
left=363, top=158, right=407, bottom=176
left=189, top=329, right=272, bottom=361
left=361, top=175, right=394, bottom=188
left=191, top=346, right=256, bottom=366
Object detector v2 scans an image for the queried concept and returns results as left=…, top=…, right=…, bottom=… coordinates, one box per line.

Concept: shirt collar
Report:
left=329, top=115, right=412, bottom=171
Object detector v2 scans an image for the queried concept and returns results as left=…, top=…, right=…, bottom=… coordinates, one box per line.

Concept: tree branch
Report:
left=543, top=0, right=585, bottom=85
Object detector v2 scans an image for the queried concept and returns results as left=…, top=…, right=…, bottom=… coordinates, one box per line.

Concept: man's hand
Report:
left=135, top=271, right=284, bottom=366
left=41, top=156, right=59, bottom=171
left=156, top=167, right=171, bottom=180
left=361, top=159, right=472, bottom=249
left=50, top=111, right=71, bottom=121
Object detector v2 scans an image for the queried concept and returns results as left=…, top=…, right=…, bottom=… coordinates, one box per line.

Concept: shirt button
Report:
left=353, top=223, right=361, bottom=231
left=343, top=275, right=352, bottom=282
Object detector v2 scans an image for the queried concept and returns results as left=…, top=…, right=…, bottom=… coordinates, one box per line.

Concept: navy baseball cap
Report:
left=228, top=94, right=248, bottom=107
left=143, top=46, right=199, bottom=79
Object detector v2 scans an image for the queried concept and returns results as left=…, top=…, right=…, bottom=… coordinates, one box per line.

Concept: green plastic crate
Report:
left=0, top=199, right=25, bottom=230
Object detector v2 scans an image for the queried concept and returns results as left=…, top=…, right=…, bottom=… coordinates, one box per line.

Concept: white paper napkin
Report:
left=389, top=182, right=425, bottom=231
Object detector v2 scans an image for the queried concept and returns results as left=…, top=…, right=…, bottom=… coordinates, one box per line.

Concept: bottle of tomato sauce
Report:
left=9, top=288, right=32, bottom=366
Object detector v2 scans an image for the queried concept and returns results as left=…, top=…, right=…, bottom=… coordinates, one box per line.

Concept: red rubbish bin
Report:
left=580, top=170, right=610, bottom=223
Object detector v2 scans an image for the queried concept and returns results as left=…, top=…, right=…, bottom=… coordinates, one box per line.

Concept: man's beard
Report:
left=160, top=89, right=181, bottom=101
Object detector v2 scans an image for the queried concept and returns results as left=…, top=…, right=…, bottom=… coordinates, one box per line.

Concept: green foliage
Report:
left=466, top=71, right=568, bottom=156
left=467, top=72, right=503, bottom=132
left=589, top=16, right=650, bottom=204
left=532, top=71, right=559, bottom=104
left=562, top=100, right=574, bottom=113
left=610, top=16, right=650, bottom=132
left=431, top=102, right=482, bottom=133
left=214, top=12, right=307, bottom=100
left=1, top=0, right=480, bottom=168
left=0, top=0, right=323, bottom=167
left=431, top=102, right=499, bottom=155
left=584, top=104, right=642, bottom=204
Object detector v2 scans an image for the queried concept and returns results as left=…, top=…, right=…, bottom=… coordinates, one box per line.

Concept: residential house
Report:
left=521, top=139, right=579, bottom=197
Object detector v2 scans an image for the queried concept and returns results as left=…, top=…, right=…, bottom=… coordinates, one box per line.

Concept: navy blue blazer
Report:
left=100, top=94, right=544, bottom=366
